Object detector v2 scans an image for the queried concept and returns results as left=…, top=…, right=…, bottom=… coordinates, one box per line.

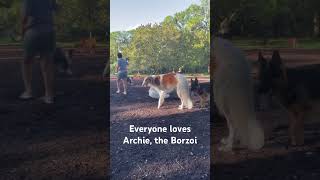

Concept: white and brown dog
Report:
left=142, top=73, right=193, bottom=110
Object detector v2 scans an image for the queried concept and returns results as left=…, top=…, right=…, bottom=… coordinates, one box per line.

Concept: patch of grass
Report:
left=0, top=36, right=20, bottom=45
left=57, top=42, right=106, bottom=48
left=231, top=37, right=320, bottom=49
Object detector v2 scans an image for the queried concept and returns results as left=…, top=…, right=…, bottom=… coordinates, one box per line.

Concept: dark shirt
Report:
left=22, top=0, right=56, bottom=30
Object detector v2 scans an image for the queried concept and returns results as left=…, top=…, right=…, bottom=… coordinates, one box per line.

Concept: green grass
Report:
left=231, top=37, right=320, bottom=49
left=0, top=40, right=106, bottom=47
left=0, top=36, right=20, bottom=45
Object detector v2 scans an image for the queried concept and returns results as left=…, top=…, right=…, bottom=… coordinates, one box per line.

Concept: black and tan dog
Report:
left=54, top=47, right=73, bottom=75
left=190, top=77, right=210, bottom=108
left=257, top=50, right=320, bottom=146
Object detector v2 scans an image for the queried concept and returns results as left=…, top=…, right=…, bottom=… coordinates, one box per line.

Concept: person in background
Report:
left=116, top=53, right=128, bottom=95
left=20, top=0, right=57, bottom=104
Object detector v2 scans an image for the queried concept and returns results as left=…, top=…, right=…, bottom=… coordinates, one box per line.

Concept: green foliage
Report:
left=110, top=3, right=210, bottom=74
left=55, top=0, right=108, bottom=41
left=0, top=0, right=108, bottom=42
left=214, top=0, right=320, bottom=37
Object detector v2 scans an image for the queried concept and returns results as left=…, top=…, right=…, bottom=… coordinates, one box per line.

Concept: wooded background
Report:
left=214, top=0, right=320, bottom=38
left=0, top=0, right=108, bottom=42
left=110, top=0, right=210, bottom=74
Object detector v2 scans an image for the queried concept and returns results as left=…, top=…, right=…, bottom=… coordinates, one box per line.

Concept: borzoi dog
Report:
left=213, top=38, right=264, bottom=151
left=142, top=73, right=193, bottom=110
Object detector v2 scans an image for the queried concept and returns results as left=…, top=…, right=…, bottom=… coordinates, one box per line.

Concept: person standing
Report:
left=20, top=0, right=57, bottom=104
left=116, top=53, right=128, bottom=95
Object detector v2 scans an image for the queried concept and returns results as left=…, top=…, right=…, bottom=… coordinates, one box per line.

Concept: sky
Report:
left=111, top=0, right=201, bottom=32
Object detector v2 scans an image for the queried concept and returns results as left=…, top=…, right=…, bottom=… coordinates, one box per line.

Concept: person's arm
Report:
left=21, top=0, right=30, bottom=37
left=21, top=17, right=28, bottom=37
left=116, top=60, right=120, bottom=72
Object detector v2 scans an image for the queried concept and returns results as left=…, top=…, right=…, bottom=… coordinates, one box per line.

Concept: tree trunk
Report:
left=313, top=12, right=319, bottom=37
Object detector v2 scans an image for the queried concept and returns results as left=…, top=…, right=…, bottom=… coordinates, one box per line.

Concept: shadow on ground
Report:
left=0, top=54, right=108, bottom=179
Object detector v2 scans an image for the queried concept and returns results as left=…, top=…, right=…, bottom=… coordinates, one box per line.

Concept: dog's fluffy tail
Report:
left=176, top=74, right=193, bottom=109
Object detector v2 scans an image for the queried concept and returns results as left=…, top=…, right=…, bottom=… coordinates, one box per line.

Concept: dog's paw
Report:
left=220, top=138, right=228, bottom=145
left=218, top=144, right=233, bottom=152
left=178, top=105, right=184, bottom=110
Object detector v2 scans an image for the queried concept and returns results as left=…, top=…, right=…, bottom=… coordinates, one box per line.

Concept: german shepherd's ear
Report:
left=195, top=77, right=198, bottom=83
left=258, top=51, right=265, bottom=62
left=270, top=50, right=283, bottom=66
left=270, top=50, right=288, bottom=80
left=154, top=76, right=161, bottom=86
left=257, top=51, right=268, bottom=70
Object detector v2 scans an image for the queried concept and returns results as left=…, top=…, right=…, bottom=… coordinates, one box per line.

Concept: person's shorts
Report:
left=117, top=71, right=128, bottom=80
left=24, top=26, right=56, bottom=60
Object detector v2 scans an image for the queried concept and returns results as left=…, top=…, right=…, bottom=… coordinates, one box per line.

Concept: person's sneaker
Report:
left=123, top=91, right=127, bottom=95
left=116, top=90, right=120, bottom=94
left=40, top=96, right=54, bottom=104
left=19, top=91, right=33, bottom=100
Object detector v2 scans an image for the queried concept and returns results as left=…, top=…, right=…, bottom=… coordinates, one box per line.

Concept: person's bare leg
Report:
left=20, top=59, right=33, bottom=99
left=116, top=79, right=121, bottom=93
left=40, top=54, right=55, bottom=103
left=122, top=79, right=127, bottom=95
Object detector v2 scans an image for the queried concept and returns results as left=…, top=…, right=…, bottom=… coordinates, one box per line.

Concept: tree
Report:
left=110, top=2, right=210, bottom=74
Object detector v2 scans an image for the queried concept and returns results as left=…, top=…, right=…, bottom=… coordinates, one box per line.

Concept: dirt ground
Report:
left=110, top=78, right=210, bottom=179
left=2, top=46, right=320, bottom=179
left=212, top=49, right=320, bottom=180
left=0, top=45, right=108, bottom=179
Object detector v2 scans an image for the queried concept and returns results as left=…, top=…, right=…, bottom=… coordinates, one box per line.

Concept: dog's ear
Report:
left=154, top=76, right=161, bottom=86
left=195, top=77, right=198, bottom=84
left=270, top=50, right=283, bottom=66
left=258, top=51, right=264, bottom=62
left=270, top=50, right=288, bottom=81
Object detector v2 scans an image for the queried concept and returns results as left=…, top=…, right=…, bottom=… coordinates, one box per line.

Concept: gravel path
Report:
left=110, top=79, right=210, bottom=179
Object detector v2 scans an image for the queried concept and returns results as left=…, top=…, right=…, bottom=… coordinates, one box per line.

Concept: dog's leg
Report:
left=288, top=105, right=305, bottom=146
left=219, top=111, right=234, bottom=152
left=158, top=91, right=165, bottom=109
left=176, top=89, right=184, bottom=110
left=220, top=116, right=233, bottom=145
left=179, top=98, right=185, bottom=110
left=295, top=111, right=305, bottom=146
left=200, top=97, right=205, bottom=108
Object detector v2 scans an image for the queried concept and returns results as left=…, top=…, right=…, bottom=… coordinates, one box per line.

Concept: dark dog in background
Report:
left=54, top=47, right=73, bottom=76
left=257, top=50, right=320, bottom=146
left=256, top=51, right=273, bottom=110
left=127, top=77, right=133, bottom=85
left=191, top=77, right=210, bottom=108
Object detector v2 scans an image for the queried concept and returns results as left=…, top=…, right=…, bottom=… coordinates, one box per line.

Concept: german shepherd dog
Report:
left=190, top=77, right=210, bottom=108
left=54, top=47, right=73, bottom=75
left=213, top=38, right=264, bottom=151
left=257, top=50, right=320, bottom=146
